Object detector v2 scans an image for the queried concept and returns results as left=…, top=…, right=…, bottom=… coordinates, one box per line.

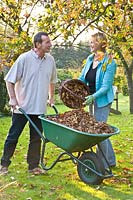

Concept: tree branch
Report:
left=22, top=0, right=41, bottom=28
left=72, top=3, right=112, bottom=43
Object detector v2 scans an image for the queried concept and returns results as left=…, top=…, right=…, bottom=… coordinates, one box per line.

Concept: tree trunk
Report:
left=129, top=86, right=133, bottom=114
left=126, top=65, right=133, bottom=114
left=0, top=72, right=8, bottom=112
left=115, top=46, right=133, bottom=114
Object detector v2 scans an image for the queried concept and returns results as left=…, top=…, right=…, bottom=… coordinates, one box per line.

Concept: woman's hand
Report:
left=84, top=95, right=94, bottom=105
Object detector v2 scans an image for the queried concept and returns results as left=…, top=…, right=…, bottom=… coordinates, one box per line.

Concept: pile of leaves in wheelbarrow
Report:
left=47, top=109, right=113, bottom=134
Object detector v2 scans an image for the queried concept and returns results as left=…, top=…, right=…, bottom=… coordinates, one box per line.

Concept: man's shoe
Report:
left=0, top=166, right=8, bottom=175
left=28, top=167, right=47, bottom=175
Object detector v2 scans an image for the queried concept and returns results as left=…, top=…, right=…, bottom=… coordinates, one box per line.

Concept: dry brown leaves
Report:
left=47, top=109, right=113, bottom=134
left=59, top=79, right=89, bottom=109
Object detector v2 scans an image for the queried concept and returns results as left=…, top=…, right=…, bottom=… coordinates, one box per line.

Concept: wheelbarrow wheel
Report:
left=77, top=152, right=105, bottom=185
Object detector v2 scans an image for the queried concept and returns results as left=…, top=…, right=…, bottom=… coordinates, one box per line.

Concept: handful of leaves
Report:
left=59, top=79, right=89, bottom=109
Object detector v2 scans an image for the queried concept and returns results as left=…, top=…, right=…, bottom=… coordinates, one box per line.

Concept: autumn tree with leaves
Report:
left=0, top=0, right=44, bottom=111
left=37, top=0, right=133, bottom=113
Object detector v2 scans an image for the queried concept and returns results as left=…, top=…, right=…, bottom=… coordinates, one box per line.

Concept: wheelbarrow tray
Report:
left=39, top=116, right=119, bottom=153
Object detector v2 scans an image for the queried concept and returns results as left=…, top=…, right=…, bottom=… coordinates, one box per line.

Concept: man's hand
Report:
left=6, top=82, right=18, bottom=111
left=84, top=95, right=94, bottom=105
left=9, top=98, right=18, bottom=111
left=48, top=83, right=55, bottom=106
left=47, top=98, right=54, bottom=106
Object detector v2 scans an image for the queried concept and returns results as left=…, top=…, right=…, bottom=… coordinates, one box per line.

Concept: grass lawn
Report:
left=0, top=93, right=133, bottom=200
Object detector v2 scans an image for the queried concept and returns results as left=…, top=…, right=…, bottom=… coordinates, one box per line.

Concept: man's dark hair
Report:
left=33, top=32, right=48, bottom=47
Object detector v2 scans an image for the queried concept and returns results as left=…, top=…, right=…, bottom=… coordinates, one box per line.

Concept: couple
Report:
left=0, top=31, right=117, bottom=175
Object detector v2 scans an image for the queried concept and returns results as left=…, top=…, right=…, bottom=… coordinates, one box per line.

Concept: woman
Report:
left=79, top=32, right=117, bottom=169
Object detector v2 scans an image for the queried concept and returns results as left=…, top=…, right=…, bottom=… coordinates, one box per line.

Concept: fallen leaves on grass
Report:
left=108, top=177, right=131, bottom=185
left=50, top=185, right=63, bottom=192
left=107, top=166, right=133, bottom=188
left=118, top=159, right=125, bottom=163
left=0, top=181, right=17, bottom=192
left=114, top=149, right=123, bottom=153
left=122, top=167, right=133, bottom=172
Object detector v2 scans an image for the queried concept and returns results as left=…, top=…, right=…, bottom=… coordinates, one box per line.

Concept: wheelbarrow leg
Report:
left=40, top=138, right=49, bottom=167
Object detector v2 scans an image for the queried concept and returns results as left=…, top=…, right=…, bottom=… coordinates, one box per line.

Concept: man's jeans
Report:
left=94, top=102, right=116, bottom=168
left=1, top=113, right=42, bottom=170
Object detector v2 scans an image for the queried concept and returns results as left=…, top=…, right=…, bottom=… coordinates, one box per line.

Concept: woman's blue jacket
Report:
left=79, top=53, right=117, bottom=108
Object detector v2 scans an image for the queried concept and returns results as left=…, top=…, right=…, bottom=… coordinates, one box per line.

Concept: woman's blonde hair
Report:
left=91, top=32, right=107, bottom=51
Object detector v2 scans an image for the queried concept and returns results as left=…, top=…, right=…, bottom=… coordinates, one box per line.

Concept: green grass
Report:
left=0, top=94, right=133, bottom=200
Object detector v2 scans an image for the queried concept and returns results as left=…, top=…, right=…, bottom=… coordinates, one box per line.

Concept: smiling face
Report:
left=36, top=35, right=52, bottom=53
left=89, top=32, right=107, bottom=53
left=89, top=37, right=102, bottom=53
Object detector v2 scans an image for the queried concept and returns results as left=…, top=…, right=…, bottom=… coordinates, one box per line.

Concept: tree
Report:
left=37, top=0, right=133, bottom=113
left=52, top=44, right=90, bottom=69
left=0, top=0, right=45, bottom=68
left=96, top=1, right=133, bottom=113
left=0, top=0, right=45, bottom=112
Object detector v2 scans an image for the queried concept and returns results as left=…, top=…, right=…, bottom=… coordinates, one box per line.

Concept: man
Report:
left=0, top=32, right=57, bottom=175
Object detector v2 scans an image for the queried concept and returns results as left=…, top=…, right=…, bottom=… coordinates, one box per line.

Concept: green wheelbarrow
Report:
left=17, top=106, right=120, bottom=185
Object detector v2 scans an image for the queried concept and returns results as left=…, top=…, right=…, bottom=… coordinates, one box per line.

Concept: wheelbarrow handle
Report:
left=51, top=104, right=59, bottom=115
left=15, top=106, right=45, bottom=140
left=15, top=105, right=58, bottom=138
